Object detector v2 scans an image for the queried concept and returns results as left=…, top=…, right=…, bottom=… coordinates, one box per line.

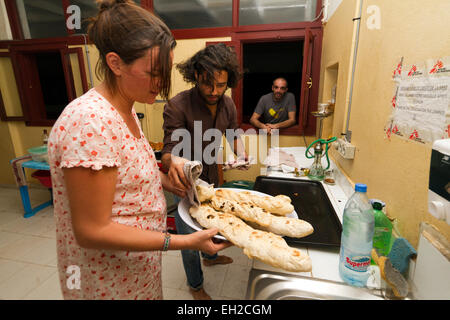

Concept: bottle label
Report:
left=344, top=255, right=371, bottom=272
left=374, top=227, right=389, bottom=234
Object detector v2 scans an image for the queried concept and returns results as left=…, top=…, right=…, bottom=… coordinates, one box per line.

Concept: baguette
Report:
left=189, top=204, right=312, bottom=272
left=210, top=196, right=313, bottom=238
left=209, top=196, right=272, bottom=227
left=215, top=188, right=294, bottom=216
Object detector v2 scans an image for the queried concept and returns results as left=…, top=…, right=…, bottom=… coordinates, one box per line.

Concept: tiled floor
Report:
left=0, top=185, right=252, bottom=300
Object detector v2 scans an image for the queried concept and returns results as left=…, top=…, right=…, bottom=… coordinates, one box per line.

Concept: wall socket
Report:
left=334, top=138, right=356, bottom=159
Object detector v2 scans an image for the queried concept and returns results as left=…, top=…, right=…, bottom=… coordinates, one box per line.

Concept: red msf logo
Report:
left=393, top=62, right=402, bottom=78
left=386, top=125, right=402, bottom=139
left=409, top=129, right=419, bottom=140
left=386, top=127, right=392, bottom=139
left=408, top=65, right=417, bottom=76
left=429, top=60, right=444, bottom=74
left=392, top=125, right=399, bottom=134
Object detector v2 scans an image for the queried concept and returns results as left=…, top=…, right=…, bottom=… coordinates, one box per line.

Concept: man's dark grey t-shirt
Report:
left=254, top=92, right=296, bottom=124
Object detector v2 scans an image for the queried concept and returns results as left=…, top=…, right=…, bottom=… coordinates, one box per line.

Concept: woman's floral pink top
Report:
left=48, top=88, right=166, bottom=300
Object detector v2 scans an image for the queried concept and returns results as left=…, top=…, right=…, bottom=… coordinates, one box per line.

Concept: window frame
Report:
left=2, top=0, right=322, bottom=44
left=0, top=51, right=25, bottom=121
left=153, top=0, right=323, bottom=136
left=167, top=0, right=323, bottom=40
left=233, top=27, right=322, bottom=136
left=8, top=42, right=88, bottom=126
left=3, top=0, right=149, bottom=42
left=1, top=0, right=323, bottom=131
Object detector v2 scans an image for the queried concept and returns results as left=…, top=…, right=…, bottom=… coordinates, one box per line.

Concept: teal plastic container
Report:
left=28, top=145, right=48, bottom=163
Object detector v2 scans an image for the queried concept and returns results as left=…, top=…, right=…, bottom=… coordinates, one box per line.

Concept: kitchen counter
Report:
left=248, top=146, right=382, bottom=296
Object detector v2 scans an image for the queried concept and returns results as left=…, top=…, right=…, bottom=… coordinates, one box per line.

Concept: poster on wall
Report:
left=385, top=56, right=450, bottom=144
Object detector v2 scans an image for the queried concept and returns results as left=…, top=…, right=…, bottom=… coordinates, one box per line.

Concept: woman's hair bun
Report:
left=96, top=0, right=134, bottom=12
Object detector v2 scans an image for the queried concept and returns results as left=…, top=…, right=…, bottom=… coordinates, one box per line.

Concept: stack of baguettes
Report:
left=189, top=186, right=314, bottom=272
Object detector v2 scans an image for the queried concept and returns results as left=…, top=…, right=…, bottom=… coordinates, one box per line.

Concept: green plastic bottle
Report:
left=372, top=201, right=393, bottom=256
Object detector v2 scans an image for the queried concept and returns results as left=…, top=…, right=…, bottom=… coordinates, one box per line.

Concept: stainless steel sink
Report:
left=246, top=269, right=386, bottom=300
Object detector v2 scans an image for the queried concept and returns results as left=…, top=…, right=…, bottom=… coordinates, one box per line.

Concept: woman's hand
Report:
left=187, top=228, right=233, bottom=255
left=63, top=165, right=228, bottom=253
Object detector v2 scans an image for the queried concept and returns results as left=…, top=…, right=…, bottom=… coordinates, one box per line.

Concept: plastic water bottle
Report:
left=42, top=129, right=49, bottom=146
left=339, top=183, right=374, bottom=287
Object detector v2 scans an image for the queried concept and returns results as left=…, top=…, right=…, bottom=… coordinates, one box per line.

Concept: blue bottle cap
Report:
left=355, top=183, right=367, bottom=192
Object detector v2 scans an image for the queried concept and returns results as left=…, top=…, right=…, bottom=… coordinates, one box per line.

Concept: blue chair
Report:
left=10, top=157, right=52, bottom=218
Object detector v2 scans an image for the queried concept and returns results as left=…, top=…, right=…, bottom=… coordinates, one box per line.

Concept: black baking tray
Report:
left=253, top=176, right=342, bottom=248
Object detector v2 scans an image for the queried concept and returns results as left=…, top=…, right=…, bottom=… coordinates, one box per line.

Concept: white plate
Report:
left=177, top=187, right=298, bottom=240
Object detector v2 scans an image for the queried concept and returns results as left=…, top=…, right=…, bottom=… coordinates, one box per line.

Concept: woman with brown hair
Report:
left=47, top=0, right=230, bottom=300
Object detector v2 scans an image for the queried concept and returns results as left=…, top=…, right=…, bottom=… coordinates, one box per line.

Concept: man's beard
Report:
left=200, top=91, right=223, bottom=106
left=273, top=92, right=284, bottom=102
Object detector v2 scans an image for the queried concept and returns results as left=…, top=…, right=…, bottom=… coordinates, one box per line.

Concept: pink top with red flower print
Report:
left=48, top=88, right=167, bottom=300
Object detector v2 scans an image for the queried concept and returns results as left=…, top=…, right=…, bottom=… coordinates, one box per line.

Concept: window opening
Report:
left=153, top=0, right=232, bottom=29
left=16, top=0, right=67, bottom=39
left=242, top=40, right=303, bottom=125
left=239, top=0, right=318, bottom=26
left=35, top=51, right=69, bottom=120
